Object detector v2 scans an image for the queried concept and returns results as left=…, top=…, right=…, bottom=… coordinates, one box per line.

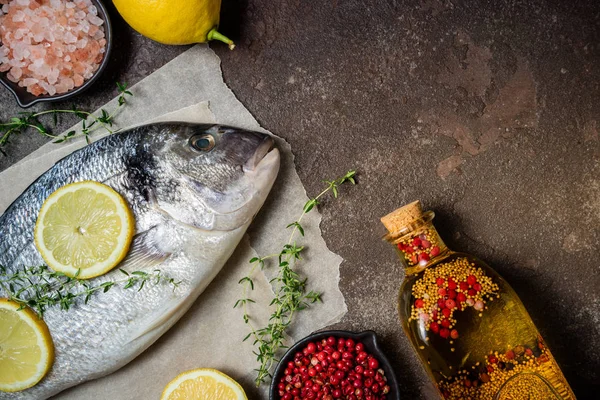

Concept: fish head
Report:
left=155, top=123, right=280, bottom=231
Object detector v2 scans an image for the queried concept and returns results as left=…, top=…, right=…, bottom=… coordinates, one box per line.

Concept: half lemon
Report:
left=161, top=368, right=247, bottom=400
left=34, top=181, right=135, bottom=279
left=0, top=299, right=54, bottom=392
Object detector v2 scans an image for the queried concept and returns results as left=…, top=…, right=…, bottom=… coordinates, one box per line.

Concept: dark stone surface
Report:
left=1, top=0, right=599, bottom=398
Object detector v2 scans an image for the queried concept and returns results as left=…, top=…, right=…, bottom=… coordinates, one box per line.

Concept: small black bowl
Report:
left=269, top=330, right=400, bottom=400
left=0, top=0, right=112, bottom=108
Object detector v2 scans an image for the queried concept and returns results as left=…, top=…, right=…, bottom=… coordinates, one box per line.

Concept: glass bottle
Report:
left=380, top=201, right=576, bottom=400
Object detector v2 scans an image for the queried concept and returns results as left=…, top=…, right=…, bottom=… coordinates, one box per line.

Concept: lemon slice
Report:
left=161, top=368, right=247, bottom=400
left=34, top=181, right=135, bottom=279
left=0, top=299, right=54, bottom=392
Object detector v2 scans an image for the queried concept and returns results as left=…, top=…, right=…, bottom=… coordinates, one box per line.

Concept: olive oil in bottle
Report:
left=381, top=201, right=576, bottom=400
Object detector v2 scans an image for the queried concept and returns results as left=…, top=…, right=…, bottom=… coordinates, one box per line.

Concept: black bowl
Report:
left=0, top=0, right=112, bottom=108
left=269, top=330, right=400, bottom=400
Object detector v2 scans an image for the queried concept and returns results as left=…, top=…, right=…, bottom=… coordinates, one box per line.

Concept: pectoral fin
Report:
left=121, top=227, right=172, bottom=272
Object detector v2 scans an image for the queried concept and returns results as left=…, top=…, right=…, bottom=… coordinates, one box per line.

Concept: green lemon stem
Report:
left=207, top=28, right=235, bottom=50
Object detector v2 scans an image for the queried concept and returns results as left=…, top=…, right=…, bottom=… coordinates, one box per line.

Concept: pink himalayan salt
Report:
left=0, top=0, right=105, bottom=96
left=22, top=77, right=37, bottom=86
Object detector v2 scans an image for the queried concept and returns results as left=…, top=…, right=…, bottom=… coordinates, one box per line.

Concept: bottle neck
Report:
left=385, top=215, right=449, bottom=275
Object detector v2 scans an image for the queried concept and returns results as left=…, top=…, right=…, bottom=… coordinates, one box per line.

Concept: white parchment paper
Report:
left=0, top=45, right=347, bottom=399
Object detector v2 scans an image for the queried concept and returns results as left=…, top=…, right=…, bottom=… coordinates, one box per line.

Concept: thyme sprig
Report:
left=236, top=170, right=357, bottom=386
left=0, top=265, right=180, bottom=317
left=0, top=82, right=133, bottom=152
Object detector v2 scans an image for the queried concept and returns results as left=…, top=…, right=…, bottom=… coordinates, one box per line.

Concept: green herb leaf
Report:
left=235, top=169, right=357, bottom=386
left=0, top=264, right=177, bottom=317
left=0, top=83, right=132, bottom=154
left=286, top=222, right=304, bottom=236
left=303, top=199, right=318, bottom=213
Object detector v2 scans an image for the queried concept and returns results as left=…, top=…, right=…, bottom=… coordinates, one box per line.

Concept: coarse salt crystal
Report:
left=44, top=30, right=55, bottom=42
left=12, top=10, right=25, bottom=22
left=62, top=76, right=74, bottom=90
left=0, top=0, right=106, bottom=96
left=8, top=58, right=24, bottom=67
left=6, top=71, right=18, bottom=82
left=87, top=14, right=103, bottom=26
left=73, top=73, right=83, bottom=86
left=14, top=28, right=27, bottom=40
left=12, top=45, right=24, bottom=61
left=30, top=23, right=43, bottom=36
left=55, top=81, right=67, bottom=94
left=50, top=0, right=63, bottom=10
left=32, top=57, right=44, bottom=68
left=63, top=31, right=77, bottom=43
left=10, top=66, right=22, bottom=79
left=22, top=77, right=38, bottom=86
left=47, top=67, right=59, bottom=84
left=30, top=45, right=46, bottom=59
left=38, top=62, right=50, bottom=76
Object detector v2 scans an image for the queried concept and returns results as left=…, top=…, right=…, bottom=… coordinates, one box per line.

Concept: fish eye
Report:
left=190, top=134, right=215, bottom=152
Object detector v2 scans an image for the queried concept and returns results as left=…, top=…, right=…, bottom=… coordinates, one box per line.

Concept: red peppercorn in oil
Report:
left=381, top=201, right=576, bottom=400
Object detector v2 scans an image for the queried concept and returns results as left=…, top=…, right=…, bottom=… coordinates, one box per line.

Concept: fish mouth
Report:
left=243, top=135, right=275, bottom=172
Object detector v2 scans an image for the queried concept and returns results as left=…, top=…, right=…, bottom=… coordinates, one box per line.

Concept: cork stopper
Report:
left=380, top=201, right=424, bottom=233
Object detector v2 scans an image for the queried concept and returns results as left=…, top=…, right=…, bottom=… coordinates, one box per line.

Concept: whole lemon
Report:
left=113, top=0, right=235, bottom=49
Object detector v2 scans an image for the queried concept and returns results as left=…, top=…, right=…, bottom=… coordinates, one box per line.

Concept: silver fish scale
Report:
left=0, top=131, right=143, bottom=272
left=0, top=122, right=280, bottom=399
